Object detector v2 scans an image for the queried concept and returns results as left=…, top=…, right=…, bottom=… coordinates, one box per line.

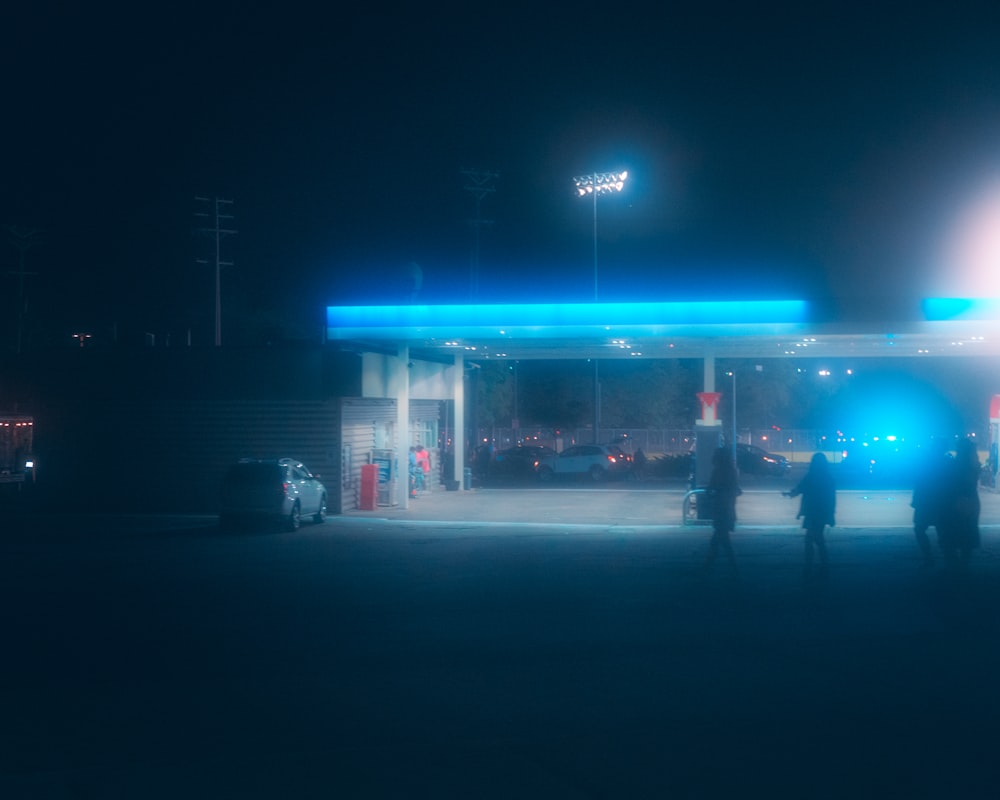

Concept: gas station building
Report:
left=326, top=297, right=1000, bottom=511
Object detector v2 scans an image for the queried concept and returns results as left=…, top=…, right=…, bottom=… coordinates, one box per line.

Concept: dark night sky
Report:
left=7, top=3, right=1000, bottom=342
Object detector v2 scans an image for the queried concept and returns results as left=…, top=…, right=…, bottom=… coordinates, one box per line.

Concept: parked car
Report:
left=736, top=443, right=791, bottom=476
left=651, top=451, right=694, bottom=479
left=605, top=443, right=634, bottom=467
left=492, top=444, right=558, bottom=478
left=220, top=458, right=328, bottom=531
left=534, top=444, right=632, bottom=482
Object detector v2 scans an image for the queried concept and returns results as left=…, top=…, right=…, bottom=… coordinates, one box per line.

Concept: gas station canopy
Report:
left=326, top=298, right=1000, bottom=362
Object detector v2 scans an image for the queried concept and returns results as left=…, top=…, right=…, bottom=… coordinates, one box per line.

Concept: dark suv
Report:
left=220, top=458, right=328, bottom=531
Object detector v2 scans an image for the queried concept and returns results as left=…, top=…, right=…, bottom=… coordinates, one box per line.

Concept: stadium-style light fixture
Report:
left=573, top=170, right=628, bottom=197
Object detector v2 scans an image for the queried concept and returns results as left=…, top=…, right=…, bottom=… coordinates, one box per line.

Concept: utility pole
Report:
left=195, top=197, right=236, bottom=347
left=461, top=169, right=498, bottom=301
left=6, top=225, right=42, bottom=355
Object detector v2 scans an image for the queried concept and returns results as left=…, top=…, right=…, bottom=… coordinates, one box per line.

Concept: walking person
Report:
left=937, top=438, right=981, bottom=571
left=911, top=440, right=946, bottom=568
left=784, top=452, right=836, bottom=580
left=703, top=446, right=742, bottom=576
left=633, top=447, right=648, bottom=481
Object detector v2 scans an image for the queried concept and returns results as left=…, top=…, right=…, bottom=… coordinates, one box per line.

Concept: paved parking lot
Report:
left=4, top=486, right=1000, bottom=797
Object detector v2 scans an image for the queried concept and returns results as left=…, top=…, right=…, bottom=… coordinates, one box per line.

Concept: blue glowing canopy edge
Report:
left=922, top=298, right=1000, bottom=321
left=326, top=300, right=811, bottom=336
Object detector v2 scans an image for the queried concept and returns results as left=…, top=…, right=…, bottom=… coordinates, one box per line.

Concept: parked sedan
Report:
left=534, top=444, right=632, bottom=482
left=220, top=457, right=328, bottom=531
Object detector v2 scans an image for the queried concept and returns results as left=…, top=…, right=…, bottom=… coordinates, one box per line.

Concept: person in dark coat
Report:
left=704, top=446, right=742, bottom=574
left=633, top=448, right=648, bottom=481
left=784, top=452, right=836, bottom=578
left=911, top=440, right=946, bottom=567
left=937, top=438, right=981, bottom=570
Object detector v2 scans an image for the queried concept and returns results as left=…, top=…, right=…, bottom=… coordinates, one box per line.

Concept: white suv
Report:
left=534, top=444, right=632, bottom=482
left=220, top=458, right=328, bottom=531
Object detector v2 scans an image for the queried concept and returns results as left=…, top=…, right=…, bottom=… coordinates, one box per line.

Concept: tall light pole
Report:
left=573, top=170, right=628, bottom=443
left=573, top=170, right=628, bottom=301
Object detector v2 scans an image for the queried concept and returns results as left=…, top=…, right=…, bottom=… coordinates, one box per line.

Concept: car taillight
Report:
left=607, top=455, right=617, bottom=463
left=281, top=481, right=290, bottom=496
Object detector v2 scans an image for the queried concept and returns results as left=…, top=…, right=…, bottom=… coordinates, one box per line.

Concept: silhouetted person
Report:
left=439, top=440, right=455, bottom=486
left=937, top=438, right=981, bottom=570
left=633, top=448, right=647, bottom=481
left=415, top=445, right=431, bottom=491
left=704, top=446, right=742, bottom=575
left=472, top=442, right=493, bottom=481
left=911, top=441, right=946, bottom=567
left=785, top=452, right=836, bottom=580
left=408, top=447, right=419, bottom=498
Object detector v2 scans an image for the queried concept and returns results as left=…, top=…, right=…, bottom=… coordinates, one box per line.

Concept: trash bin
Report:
left=463, top=467, right=472, bottom=490
left=359, top=464, right=379, bottom=511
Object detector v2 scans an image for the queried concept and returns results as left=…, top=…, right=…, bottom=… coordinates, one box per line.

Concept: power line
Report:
left=5, top=225, right=43, bottom=355
left=461, top=169, right=498, bottom=300
left=195, top=197, right=236, bottom=346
